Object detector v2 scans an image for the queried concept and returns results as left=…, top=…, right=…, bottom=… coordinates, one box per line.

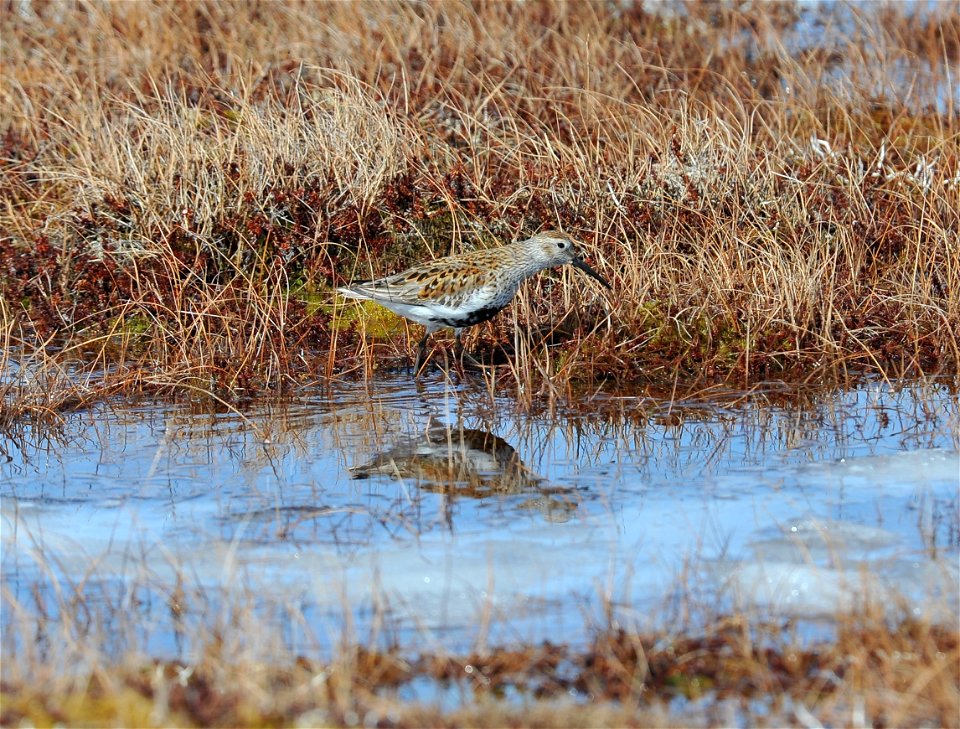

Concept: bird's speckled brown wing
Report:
left=353, top=248, right=511, bottom=306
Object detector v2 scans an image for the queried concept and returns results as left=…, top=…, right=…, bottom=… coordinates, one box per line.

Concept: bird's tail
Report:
left=336, top=286, right=372, bottom=301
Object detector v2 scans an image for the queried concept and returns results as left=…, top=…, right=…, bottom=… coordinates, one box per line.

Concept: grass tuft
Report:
left=2, top=1, right=958, bottom=406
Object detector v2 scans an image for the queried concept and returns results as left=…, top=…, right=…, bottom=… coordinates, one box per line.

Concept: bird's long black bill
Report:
left=572, top=258, right=612, bottom=289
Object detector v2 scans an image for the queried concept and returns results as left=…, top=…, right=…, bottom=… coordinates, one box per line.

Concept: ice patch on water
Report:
left=709, top=450, right=959, bottom=622
left=749, top=516, right=901, bottom=561
left=796, top=448, right=959, bottom=491
left=716, top=555, right=959, bottom=622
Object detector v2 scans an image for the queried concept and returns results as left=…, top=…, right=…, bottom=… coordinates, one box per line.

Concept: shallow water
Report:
left=2, top=374, right=958, bottom=659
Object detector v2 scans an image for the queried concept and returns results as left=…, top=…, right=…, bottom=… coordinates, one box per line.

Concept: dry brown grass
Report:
left=2, top=572, right=957, bottom=727
left=3, top=5, right=957, bottom=723
left=2, top=0, right=958, bottom=406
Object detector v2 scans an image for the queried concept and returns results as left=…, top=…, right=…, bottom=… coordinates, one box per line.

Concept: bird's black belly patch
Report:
left=433, top=305, right=504, bottom=329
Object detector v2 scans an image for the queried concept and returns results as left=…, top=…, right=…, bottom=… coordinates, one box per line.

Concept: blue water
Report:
left=2, top=375, right=958, bottom=662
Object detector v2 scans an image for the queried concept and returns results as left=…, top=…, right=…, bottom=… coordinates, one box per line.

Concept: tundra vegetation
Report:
left=1, top=1, right=958, bottom=726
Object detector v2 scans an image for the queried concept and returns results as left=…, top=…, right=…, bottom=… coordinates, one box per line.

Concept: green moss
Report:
left=638, top=300, right=683, bottom=347
left=666, top=673, right=714, bottom=699
left=122, top=314, right=152, bottom=335
left=295, top=289, right=328, bottom=318
left=308, top=295, right=407, bottom=339
left=1, top=686, right=173, bottom=728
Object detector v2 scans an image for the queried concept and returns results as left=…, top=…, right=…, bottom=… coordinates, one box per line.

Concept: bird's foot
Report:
left=455, top=349, right=489, bottom=372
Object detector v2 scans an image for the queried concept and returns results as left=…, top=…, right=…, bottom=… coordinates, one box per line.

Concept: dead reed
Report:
left=1, top=0, right=958, bottom=405
left=2, top=556, right=956, bottom=727
left=2, top=6, right=957, bottom=724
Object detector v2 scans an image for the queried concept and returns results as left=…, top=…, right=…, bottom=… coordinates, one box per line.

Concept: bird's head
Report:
left=526, top=231, right=611, bottom=289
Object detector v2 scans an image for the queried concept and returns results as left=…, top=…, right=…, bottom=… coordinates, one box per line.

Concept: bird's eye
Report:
left=558, top=242, right=566, bottom=249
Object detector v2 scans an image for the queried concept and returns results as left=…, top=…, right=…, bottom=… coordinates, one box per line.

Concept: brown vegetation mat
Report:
left=2, top=1, right=959, bottom=400
left=2, top=614, right=957, bottom=727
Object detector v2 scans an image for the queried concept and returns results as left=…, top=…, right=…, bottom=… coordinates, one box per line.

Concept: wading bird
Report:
left=337, top=230, right=611, bottom=373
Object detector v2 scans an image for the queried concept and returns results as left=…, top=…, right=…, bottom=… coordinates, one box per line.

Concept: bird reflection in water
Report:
left=349, top=424, right=578, bottom=523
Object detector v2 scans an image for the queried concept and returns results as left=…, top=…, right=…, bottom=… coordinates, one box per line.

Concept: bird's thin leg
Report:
left=414, top=329, right=431, bottom=375
left=454, top=329, right=483, bottom=369
left=450, top=329, right=467, bottom=375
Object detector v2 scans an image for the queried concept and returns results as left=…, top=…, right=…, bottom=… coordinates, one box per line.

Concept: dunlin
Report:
left=337, top=230, right=611, bottom=372
left=349, top=425, right=542, bottom=493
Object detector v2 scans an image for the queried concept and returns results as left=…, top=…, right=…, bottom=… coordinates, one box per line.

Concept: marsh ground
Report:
left=2, top=0, right=959, bottom=726
left=2, top=0, right=958, bottom=401
left=3, top=374, right=958, bottom=726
